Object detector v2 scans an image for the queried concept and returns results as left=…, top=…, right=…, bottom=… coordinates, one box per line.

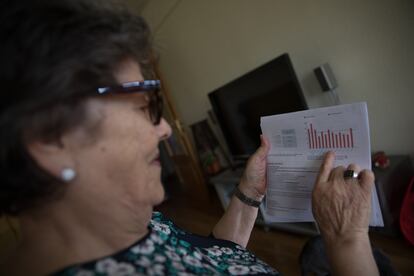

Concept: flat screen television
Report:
left=208, top=53, right=308, bottom=159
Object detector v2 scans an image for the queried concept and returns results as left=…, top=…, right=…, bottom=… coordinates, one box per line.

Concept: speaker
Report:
left=314, top=63, right=337, bottom=92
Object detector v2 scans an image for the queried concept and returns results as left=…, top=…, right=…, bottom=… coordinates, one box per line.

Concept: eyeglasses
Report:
left=97, top=80, right=163, bottom=125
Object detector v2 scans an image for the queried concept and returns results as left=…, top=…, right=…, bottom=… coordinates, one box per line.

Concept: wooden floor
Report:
left=156, top=186, right=414, bottom=276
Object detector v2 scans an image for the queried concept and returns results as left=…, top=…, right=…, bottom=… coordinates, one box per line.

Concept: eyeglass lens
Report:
left=149, top=90, right=163, bottom=125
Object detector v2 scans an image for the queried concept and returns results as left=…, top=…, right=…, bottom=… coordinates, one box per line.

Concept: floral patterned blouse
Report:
left=53, top=212, right=279, bottom=275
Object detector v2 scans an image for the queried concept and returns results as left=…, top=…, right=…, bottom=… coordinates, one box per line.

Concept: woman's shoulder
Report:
left=150, top=211, right=241, bottom=249
left=149, top=212, right=187, bottom=233
left=150, top=211, right=169, bottom=225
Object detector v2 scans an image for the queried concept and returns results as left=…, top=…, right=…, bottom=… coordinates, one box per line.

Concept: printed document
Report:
left=260, top=102, right=384, bottom=226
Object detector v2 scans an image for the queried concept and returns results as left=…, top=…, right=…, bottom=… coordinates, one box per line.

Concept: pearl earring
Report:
left=61, top=168, right=76, bottom=182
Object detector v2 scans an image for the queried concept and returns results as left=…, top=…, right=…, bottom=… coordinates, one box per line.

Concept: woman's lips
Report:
left=152, top=155, right=161, bottom=166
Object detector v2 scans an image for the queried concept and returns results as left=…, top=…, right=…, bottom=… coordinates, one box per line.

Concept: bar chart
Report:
left=307, top=123, right=354, bottom=149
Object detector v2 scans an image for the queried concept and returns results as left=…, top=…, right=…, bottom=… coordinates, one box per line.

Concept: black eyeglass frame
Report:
left=97, top=80, right=163, bottom=125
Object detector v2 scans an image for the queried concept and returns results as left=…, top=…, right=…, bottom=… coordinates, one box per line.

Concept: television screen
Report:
left=208, top=53, right=307, bottom=159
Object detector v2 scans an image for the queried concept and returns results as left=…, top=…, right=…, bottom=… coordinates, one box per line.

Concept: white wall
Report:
left=139, top=0, right=414, bottom=156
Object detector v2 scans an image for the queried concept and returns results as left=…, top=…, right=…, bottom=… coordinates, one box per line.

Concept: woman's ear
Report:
left=26, top=139, right=75, bottom=181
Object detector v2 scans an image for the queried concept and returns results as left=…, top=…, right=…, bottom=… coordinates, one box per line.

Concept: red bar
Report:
left=346, top=134, right=350, bottom=148
left=313, top=129, right=317, bottom=149
left=331, top=132, right=335, bottom=148
left=318, top=135, right=321, bottom=149
left=336, top=134, right=339, bottom=148
left=310, top=124, right=315, bottom=149
left=309, top=125, right=313, bottom=148
left=350, top=128, right=354, bottom=148
left=315, top=135, right=318, bottom=148
left=341, top=134, right=345, bottom=148
left=324, top=134, right=328, bottom=148
left=327, top=130, right=331, bottom=148
left=312, top=124, right=315, bottom=148
left=321, top=131, right=325, bottom=148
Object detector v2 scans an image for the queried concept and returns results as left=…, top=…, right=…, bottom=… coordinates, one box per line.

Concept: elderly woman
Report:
left=0, top=0, right=381, bottom=275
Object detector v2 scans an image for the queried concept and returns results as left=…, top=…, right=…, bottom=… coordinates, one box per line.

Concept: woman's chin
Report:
left=153, top=186, right=166, bottom=206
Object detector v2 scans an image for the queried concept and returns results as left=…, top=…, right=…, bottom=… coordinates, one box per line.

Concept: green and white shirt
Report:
left=53, top=212, right=279, bottom=275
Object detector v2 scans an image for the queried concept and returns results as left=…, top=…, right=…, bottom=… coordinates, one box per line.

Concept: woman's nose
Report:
left=156, top=118, right=172, bottom=141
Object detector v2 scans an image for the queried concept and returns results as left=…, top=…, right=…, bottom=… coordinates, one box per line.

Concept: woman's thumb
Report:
left=255, top=135, right=270, bottom=159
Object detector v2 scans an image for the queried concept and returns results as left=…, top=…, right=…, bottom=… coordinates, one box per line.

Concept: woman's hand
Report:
left=213, top=136, right=269, bottom=246
left=312, top=151, right=374, bottom=243
left=312, top=151, right=379, bottom=276
left=238, top=135, right=270, bottom=202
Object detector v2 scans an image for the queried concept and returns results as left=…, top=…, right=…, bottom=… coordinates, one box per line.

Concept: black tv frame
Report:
left=208, top=53, right=308, bottom=160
